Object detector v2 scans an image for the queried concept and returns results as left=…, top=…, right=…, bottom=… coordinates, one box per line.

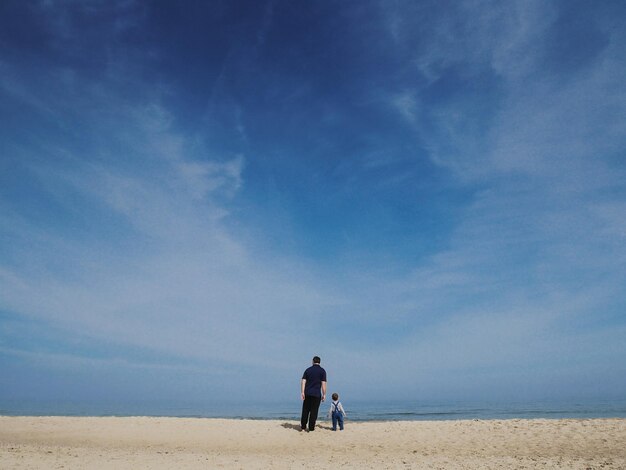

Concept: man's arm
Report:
left=321, top=381, right=326, bottom=402
left=301, top=379, right=306, bottom=400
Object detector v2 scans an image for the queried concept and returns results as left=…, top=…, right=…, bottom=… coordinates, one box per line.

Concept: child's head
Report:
left=332, top=393, right=339, bottom=401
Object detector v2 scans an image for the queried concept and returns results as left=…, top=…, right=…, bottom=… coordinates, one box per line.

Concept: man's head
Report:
left=312, top=356, right=321, bottom=364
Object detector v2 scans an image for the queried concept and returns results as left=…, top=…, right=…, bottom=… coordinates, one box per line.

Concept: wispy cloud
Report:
left=1, top=0, right=625, bottom=403
left=0, top=59, right=337, bottom=379
left=364, top=0, right=626, bottom=395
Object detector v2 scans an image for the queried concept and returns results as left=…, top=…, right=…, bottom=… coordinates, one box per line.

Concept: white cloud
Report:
left=176, top=155, right=244, bottom=201
left=0, top=63, right=339, bottom=376
left=357, top=0, right=626, bottom=396
left=2, top=0, right=625, bottom=402
left=391, top=91, right=417, bottom=124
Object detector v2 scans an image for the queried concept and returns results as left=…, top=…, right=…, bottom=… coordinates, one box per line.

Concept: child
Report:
left=328, top=392, right=346, bottom=431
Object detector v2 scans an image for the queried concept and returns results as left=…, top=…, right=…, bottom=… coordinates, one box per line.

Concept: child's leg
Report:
left=331, top=414, right=337, bottom=431
left=338, top=415, right=344, bottom=431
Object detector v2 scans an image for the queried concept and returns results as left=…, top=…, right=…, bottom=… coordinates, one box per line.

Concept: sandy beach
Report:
left=1, top=416, right=625, bottom=469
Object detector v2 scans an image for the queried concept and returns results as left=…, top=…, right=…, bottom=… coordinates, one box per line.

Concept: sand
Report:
left=1, top=416, right=625, bottom=469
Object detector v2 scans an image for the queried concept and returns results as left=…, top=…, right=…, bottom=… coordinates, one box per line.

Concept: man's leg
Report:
left=300, top=396, right=311, bottom=430
left=308, top=396, right=322, bottom=431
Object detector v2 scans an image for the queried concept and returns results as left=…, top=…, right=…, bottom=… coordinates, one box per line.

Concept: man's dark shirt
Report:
left=302, top=364, right=327, bottom=397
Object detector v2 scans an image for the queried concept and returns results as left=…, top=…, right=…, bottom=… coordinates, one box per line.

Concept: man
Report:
left=300, top=355, right=327, bottom=432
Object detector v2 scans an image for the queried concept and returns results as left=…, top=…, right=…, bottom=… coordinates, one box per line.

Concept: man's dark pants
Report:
left=301, top=395, right=322, bottom=431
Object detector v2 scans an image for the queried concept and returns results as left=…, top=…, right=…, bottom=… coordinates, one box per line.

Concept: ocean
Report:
left=2, top=398, right=626, bottom=421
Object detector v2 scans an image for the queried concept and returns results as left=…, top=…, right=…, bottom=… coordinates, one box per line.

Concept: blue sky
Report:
left=1, top=0, right=626, bottom=408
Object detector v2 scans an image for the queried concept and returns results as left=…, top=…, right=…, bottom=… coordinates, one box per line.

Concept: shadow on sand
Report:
left=281, top=422, right=333, bottom=432
left=281, top=422, right=302, bottom=431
